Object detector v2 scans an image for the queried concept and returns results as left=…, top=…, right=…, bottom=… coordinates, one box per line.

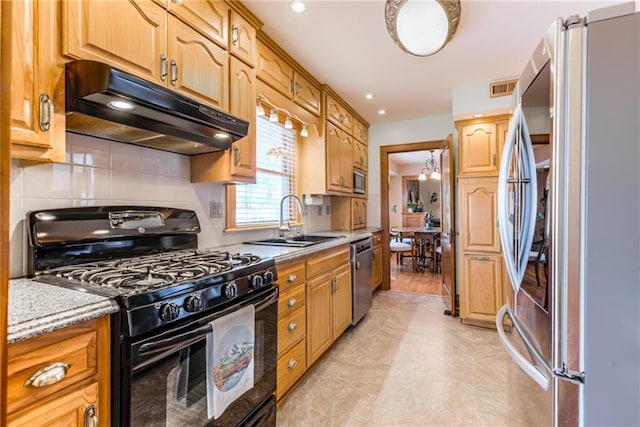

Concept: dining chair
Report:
left=412, top=232, right=434, bottom=272
left=389, top=227, right=413, bottom=265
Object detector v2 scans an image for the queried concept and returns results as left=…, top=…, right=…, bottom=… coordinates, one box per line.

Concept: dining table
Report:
left=391, top=227, right=442, bottom=273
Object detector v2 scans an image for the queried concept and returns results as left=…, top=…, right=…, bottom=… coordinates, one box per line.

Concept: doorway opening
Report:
left=380, top=138, right=456, bottom=315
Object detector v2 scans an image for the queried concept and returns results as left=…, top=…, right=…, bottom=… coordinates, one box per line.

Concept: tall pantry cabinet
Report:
left=456, top=115, right=510, bottom=329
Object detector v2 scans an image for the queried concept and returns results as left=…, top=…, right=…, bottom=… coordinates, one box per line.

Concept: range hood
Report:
left=65, top=60, right=249, bottom=155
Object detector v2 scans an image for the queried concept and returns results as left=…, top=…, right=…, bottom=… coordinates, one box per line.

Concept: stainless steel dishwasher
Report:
left=351, top=237, right=373, bottom=325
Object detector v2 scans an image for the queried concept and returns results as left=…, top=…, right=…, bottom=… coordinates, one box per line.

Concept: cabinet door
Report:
left=168, top=0, right=229, bottom=48
left=8, top=382, right=99, bottom=427
left=460, top=253, right=503, bottom=326
left=306, top=271, right=333, bottom=366
left=256, top=40, right=293, bottom=98
left=458, top=122, right=499, bottom=175
left=350, top=199, right=366, bottom=229
left=229, top=56, right=256, bottom=180
left=340, top=133, right=354, bottom=192
left=458, top=178, right=500, bottom=252
left=325, top=94, right=353, bottom=134
left=229, top=9, right=256, bottom=66
left=353, top=120, right=368, bottom=145
left=62, top=0, right=168, bottom=84
left=353, top=141, right=368, bottom=171
left=10, top=0, right=65, bottom=162
left=332, top=263, right=352, bottom=338
left=372, top=243, right=382, bottom=288
left=168, top=15, right=228, bottom=109
left=292, top=72, right=320, bottom=116
left=326, top=122, right=344, bottom=192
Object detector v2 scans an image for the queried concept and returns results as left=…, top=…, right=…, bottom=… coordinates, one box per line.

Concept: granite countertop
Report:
left=7, top=228, right=381, bottom=343
left=8, top=279, right=120, bottom=344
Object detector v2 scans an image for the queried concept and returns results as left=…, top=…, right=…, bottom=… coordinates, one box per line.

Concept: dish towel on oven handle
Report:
left=206, top=304, right=255, bottom=420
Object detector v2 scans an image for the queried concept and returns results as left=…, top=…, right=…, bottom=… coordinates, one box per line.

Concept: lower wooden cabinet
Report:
left=275, top=259, right=307, bottom=401
left=6, top=316, right=110, bottom=426
left=459, top=253, right=503, bottom=328
left=372, top=231, right=382, bottom=289
left=306, top=245, right=351, bottom=366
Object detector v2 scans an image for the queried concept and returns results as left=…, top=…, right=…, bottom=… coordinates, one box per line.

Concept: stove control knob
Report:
left=224, top=282, right=238, bottom=299
left=263, top=270, right=275, bottom=285
left=159, top=302, right=180, bottom=321
left=184, top=295, right=203, bottom=312
left=250, top=275, right=264, bottom=289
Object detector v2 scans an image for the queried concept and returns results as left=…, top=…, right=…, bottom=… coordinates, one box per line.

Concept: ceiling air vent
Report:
left=489, top=79, right=517, bottom=98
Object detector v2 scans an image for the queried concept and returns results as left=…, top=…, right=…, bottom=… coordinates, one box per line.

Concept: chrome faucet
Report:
left=279, top=194, right=305, bottom=237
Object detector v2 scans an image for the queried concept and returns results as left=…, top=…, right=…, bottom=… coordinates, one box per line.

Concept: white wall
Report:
left=452, top=82, right=515, bottom=121
left=367, top=114, right=454, bottom=228
left=9, top=133, right=327, bottom=278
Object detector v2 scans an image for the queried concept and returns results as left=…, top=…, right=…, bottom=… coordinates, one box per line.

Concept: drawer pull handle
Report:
left=160, top=54, right=168, bottom=81
left=287, top=358, right=297, bottom=369
left=287, top=273, right=297, bottom=282
left=288, top=321, right=297, bottom=331
left=39, top=93, right=52, bottom=131
left=84, top=405, right=99, bottom=427
left=170, top=59, right=178, bottom=86
left=287, top=297, right=297, bottom=307
left=24, top=362, right=70, bottom=387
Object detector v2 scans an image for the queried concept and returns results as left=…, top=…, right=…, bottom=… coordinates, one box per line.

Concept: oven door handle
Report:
left=138, top=288, right=278, bottom=356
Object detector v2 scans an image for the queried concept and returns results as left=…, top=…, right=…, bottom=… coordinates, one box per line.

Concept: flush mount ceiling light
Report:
left=418, top=150, right=441, bottom=180
left=385, top=0, right=461, bottom=57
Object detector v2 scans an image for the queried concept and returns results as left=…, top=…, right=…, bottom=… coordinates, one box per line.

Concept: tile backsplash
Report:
left=9, top=133, right=330, bottom=278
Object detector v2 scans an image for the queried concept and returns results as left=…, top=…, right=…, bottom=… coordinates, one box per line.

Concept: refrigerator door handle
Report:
left=496, top=305, right=551, bottom=391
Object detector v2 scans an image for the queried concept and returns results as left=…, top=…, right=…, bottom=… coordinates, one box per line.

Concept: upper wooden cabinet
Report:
left=331, top=197, right=366, bottom=230
left=353, top=140, right=368, bottom=172
left=168, top=0, right=229, bottom=49
left=353, top=120, right=368, bottom=145
left=62, top=0, right=229, bottom=110
left=256, top=40, right=320, bottom=116
left=325, top=93, right=353, bottom=134
left=229, top=9, right=257, bottom=67
left=326, top=122, right=353, bottom=194
left=10, top=0, right=66, bottom=162
left=456, top=114, right=511, bottom=176
left=191, top=56, right=256, bottom=183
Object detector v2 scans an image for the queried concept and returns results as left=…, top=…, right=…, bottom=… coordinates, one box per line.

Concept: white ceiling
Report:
left=243, top=0, right=620, bottom=125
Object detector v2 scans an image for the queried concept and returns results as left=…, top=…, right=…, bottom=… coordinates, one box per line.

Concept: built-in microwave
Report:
left=353, top=169, right=366, bottom=194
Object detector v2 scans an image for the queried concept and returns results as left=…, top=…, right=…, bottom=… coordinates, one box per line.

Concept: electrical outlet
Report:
left=325, top=205, right=331, bottom=215
left=317, top=206, right=322, bottom=216
left=209, top=201, right=223, bottom=218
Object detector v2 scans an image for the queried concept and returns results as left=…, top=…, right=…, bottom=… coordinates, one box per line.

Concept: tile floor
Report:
left=276, top=291, right=551, bottom=426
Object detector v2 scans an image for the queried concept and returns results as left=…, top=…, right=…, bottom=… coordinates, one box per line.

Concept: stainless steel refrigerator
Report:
left=496, top=3, right=640, bottom=425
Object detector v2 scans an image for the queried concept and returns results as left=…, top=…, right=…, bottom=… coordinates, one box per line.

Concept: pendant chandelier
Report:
left=385, top=0, right=461, bottom=57
left=418, top=150, right=441, bottom=180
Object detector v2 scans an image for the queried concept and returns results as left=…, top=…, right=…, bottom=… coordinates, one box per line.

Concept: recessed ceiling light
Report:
left=108, top=100, right=135, bottom=111
left=365, top=94, right=375, bottom=100
left=290, top=1, right=306, bottom=13
left=474, top=113, right=485, bottom=118
left=378, top=109, right=386, bottom=115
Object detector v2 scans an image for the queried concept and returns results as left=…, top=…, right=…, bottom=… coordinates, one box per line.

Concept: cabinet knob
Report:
left=288, top=321, right=297, bottom=331
left=287, top=297, right=297, bottom=307
left=84, top=405, right=99, bottom=427
left=39, top=93, right=52, bottom=132
left=160, top=54, right=168, bottom=82
left=170, top=59, right=179, bottom=86
left=287, top=358, right=297, bottom=369
left=24, top=362, right=70, bottom=387
left=287, top=273, right=297, bottom=282
left=231, top=25, right=239, bottom=46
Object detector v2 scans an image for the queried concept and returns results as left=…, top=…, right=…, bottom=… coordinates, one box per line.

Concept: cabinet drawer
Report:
left=276, top=259, right=306, bottom=295
left=306, top=245, right=350, bottom=278
left=7, top=323, right=99, bottom=414
left=276, top=339, right=306, bottom=399
left=278, top=285, right=306, bottom=319
left=277, top=308, right=306, bottom=356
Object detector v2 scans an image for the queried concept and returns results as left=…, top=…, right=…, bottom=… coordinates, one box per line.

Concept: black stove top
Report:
left=27, top=206, right=277, bottom=337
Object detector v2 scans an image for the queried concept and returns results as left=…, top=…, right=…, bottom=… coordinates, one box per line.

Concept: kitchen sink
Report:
left=244, top=234, right=344, bottom=248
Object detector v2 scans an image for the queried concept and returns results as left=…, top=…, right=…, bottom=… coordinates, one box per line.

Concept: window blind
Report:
left=235, top=116, right=297, bottom=227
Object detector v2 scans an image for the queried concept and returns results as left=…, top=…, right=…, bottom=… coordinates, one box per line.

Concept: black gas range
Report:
left=27, top=206, right=278, bottom=426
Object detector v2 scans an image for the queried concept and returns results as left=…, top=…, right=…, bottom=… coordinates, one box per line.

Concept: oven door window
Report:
left=125, top=290, right=277, bottom=426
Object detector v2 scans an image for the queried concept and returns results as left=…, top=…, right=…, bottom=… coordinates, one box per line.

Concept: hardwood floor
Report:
left=389, top=253, right=445, bottom=296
